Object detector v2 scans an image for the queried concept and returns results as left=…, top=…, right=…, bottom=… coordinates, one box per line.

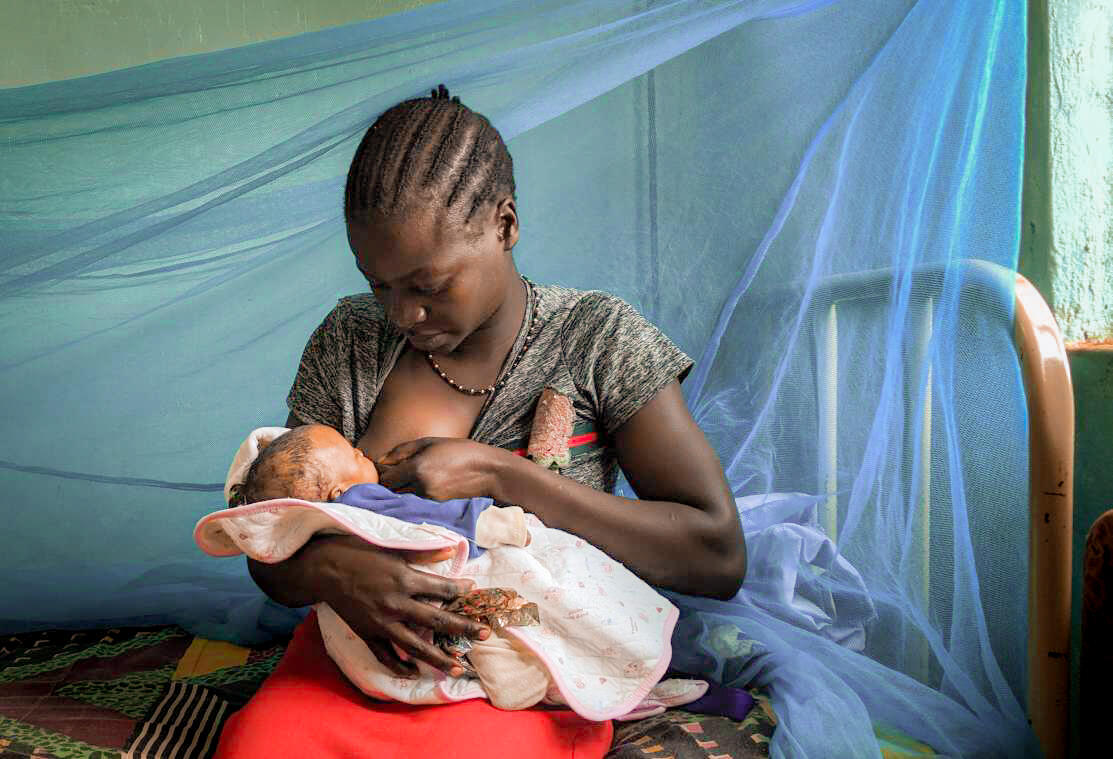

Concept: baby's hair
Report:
left=344, top=84, right=515, bottom=227
left=239, top=426, right=329, bottom=505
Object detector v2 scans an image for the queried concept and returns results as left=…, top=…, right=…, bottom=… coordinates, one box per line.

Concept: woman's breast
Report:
left=356, top=353, right=486, bottom=461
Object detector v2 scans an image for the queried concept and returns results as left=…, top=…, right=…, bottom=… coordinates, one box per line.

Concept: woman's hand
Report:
left=377, top=437, right=508, bottom=500
left=258, top=535, right=491, bottom=677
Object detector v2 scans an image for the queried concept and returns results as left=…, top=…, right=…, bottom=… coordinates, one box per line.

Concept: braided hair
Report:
left=344, top=84, right=516, bottom=228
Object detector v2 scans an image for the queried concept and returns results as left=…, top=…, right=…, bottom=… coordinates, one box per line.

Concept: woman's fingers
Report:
left=376, top=458, right=418, bottom=493
left=378, top=437, right=436, bottom=467
left=366, top=636, right=416, bottom=677
left=318, top=542, right=489, bottom=675
left=391, top=566, right=489, bottom=640
left=375, top=437, right=494, bottom=502
left=403, top=566, right=476, bottom=601
left=403, top=600, right=490, bottom=640
left=384, top=621, right=469, bottom=676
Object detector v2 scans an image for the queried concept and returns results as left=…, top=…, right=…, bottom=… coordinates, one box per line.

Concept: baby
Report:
left=235, top=424, right=530, bottom=558
left=235, top=424, right=551, bottom=709
left=236, top=422, right=382, bottom=503
left=204, top=424, right=707, bottom=719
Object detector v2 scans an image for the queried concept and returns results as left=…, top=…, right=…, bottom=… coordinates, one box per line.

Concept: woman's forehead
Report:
left=348, top=211, right=483, bottom=281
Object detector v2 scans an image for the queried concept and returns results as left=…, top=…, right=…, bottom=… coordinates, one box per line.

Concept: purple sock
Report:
left=683, top=682, right=756, bottom=721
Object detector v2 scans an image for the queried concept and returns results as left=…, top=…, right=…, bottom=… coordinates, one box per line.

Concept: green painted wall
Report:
left=0, top=0, right=440, bottom=88
left=1020, top=0, right=1113, bottom=344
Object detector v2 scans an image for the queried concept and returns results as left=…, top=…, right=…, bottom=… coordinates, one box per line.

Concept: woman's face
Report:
left=347, top=201, right=519, bottom=355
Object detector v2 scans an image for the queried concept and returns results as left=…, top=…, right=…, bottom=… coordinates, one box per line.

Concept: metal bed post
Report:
left=817, top=302, right=840, bottom=542
left=913, top=296, right=934, bottom=683
left=1014, top=273, right=1073, bottom=758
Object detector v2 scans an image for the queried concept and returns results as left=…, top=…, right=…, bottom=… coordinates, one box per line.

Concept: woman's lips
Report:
left=407, top=331, right=444, bottom=350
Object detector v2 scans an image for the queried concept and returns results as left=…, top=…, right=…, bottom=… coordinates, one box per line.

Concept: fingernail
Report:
left=478, top=628, right=491, bottom=640
left=450, top=666, right=464, bottom=678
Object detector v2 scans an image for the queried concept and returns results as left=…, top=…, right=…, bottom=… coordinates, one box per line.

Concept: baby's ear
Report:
left=327, top=484, right=345, bottom=502
left=227, top=484, right=246, bottom=508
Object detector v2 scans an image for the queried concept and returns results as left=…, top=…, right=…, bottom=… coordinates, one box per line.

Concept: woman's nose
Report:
left=387, top=295, right=427, bottom=331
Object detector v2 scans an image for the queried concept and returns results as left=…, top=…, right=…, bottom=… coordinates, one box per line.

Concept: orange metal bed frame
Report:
left=1016, top=273, right=1072, bottom=758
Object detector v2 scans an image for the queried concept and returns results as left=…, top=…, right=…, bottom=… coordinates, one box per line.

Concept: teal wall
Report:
left=1020, top=0, right=1113, bottom=344
left=1, top=0, right=440, bottom=88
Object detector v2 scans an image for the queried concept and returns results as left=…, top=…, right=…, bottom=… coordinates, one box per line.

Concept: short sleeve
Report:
left=561, top=292, right=693, bottom=436
left=286, top=301, right=349, bottom=431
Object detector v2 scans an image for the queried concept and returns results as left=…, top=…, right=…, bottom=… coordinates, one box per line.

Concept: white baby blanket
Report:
left=195, top=498, right=704, bottom=721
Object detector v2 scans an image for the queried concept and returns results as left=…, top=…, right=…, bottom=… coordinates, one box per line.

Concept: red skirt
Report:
left=214, top=610, right=614, bottom=759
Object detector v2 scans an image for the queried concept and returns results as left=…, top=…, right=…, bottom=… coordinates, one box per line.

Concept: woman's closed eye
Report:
left=411, top=276, right=453, bottom=297
left=364, top=278, right=444, bottom=291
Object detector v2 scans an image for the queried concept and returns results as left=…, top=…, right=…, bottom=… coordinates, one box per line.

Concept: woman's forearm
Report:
left=485, top=449, right=745, bottom=599
left=246, top=535, right=343, bottom=608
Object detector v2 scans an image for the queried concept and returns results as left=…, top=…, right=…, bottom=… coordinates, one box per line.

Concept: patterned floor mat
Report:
left=607, top=691, right=777, bottom=759
left=2, top=626, right=930, bottom=759
left=0, top=627, right=284, bottom=759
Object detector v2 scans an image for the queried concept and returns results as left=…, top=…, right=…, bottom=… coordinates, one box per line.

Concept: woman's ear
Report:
left=495, top=197, right=519, bottom=249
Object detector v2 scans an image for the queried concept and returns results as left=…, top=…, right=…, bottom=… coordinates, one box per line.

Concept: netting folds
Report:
left=0, top=1, right=1031, bottom=755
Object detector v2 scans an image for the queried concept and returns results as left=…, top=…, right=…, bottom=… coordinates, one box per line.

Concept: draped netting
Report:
left=0, top=1, right=1032, bottom=756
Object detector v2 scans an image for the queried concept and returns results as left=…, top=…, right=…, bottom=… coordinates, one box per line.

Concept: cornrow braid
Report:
left=344, top=84, right=515, bottom=227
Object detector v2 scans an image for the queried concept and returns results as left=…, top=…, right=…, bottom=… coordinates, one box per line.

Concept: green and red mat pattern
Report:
left=0, top=623, right=776, bottom=759
left=0, top=626, right=282, bottom=759
left=0, top=623, right=934, bottom=759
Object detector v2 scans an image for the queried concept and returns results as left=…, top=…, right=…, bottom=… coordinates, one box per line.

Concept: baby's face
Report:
left=303, top=424, right=379, bottom=496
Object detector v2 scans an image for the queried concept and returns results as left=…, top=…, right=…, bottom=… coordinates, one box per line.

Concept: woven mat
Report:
left=0, top=626, right=283, bottom=759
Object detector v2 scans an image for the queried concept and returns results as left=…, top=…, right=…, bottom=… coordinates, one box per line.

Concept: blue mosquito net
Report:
left=0, top=0, right=1031, bottom=756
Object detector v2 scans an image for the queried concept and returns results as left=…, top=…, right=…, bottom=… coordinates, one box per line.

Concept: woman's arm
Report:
left=379, top=382, right=746, bottom=599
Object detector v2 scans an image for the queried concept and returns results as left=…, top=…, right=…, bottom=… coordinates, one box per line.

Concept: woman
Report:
left=214, top=86, right=746, bottom=759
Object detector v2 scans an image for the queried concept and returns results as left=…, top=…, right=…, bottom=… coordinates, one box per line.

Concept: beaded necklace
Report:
left=424, top=277, right=538, bottom=396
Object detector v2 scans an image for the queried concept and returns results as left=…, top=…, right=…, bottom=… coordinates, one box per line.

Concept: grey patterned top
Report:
left=287, top=282, right=693, bottom=494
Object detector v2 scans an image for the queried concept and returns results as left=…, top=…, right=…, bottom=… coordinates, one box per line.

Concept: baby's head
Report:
left=239, top=425, right=378, bottom=504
